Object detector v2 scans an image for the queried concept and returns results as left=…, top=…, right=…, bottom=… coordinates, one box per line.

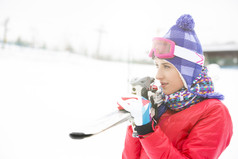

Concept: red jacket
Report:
left=122, top=99, right=233, bottom=159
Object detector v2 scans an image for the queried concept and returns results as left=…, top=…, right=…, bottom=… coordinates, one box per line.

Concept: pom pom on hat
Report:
left=176, top=14, right=195, bottom=31
left=163, top=14, right=202, bottom=54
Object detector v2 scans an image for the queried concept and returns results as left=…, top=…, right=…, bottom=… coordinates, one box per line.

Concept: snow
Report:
left=0, top=46, right=237, bottom=158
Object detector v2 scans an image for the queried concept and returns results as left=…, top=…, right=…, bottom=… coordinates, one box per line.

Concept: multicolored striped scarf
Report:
left=162, top=67, right=223, bottom=112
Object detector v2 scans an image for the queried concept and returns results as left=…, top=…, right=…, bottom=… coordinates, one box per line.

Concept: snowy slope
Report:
left=0, top=46, right=237, bottom=159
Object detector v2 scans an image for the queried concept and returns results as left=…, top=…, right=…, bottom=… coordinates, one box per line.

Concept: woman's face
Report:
left=155, top=58, right=184, bottom=95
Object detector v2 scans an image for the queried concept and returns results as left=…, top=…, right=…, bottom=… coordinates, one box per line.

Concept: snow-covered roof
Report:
left=203, top=43, right=238, bottom=52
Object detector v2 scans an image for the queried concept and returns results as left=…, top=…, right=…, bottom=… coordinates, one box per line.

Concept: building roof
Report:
left=203, top=43, right=238, bottom=52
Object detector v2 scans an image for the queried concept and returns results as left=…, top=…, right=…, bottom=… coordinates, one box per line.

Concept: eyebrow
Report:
left=154, top=59, right=172, bottom=66
left=155, top=61, right=172, bottom=67
left=161, top=62, right=172, bottom=66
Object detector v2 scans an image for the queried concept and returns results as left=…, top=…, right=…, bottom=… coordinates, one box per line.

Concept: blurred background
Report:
left=1, top=0, right=238, bottom=64
left=0, top=0, right=238, bottom=158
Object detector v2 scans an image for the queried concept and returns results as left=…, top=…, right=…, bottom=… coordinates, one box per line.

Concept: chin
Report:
left=162, top=90, right=169, bottom=95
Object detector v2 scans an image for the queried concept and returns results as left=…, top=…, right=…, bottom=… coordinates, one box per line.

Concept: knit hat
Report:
left=163, top=14, right=203, bottom=90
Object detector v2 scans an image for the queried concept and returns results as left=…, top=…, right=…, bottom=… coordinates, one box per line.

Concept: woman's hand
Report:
left=117, top=95, right=153, bottom=126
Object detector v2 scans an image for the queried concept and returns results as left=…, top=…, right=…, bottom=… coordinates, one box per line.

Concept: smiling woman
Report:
left=118, top=14, right=233, bottom=159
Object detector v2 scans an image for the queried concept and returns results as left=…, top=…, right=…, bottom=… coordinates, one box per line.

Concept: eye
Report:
left=164, top=65, right=170, bottom=69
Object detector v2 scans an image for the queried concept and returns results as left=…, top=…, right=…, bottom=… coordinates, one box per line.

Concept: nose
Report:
left=156, top=67, right=163, bottom=81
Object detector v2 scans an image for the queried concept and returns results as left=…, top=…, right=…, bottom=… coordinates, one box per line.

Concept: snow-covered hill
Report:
left=0, top=46, right=237, bottom=158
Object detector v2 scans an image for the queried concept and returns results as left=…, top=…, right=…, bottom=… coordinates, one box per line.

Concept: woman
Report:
left=117, top=14, right=233, bottom=158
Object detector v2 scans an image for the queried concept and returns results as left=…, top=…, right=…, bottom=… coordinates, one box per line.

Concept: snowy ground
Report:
left=0, top=46, right=237, bottom=159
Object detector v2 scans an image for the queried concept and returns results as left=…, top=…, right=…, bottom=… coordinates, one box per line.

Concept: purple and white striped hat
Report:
left=163, top=14, right=204, bottom=90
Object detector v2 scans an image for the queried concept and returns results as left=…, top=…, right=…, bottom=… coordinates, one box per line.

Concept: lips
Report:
left=160, top=82, right=168, bottom=88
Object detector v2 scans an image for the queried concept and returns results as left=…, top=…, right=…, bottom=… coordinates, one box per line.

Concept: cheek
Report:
left=170, top=72, right=184, bottom=89
left=165, top=71, right=184, bottom=94
left=175, top=78, right=184, bottom=89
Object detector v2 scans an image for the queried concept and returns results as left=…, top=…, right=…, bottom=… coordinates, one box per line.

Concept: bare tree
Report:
left=95, top=25, right=106, bottom=59
left=2, top=17, right=10, bottom=49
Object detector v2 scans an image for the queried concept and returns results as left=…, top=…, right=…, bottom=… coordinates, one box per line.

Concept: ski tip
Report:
left=69, top=132, right=93, bottom=139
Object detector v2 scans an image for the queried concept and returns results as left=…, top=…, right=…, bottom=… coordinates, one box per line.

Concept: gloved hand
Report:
left=117, top=95, right=157, bottom=136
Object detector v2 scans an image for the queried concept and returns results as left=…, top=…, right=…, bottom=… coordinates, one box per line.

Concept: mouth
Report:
left=160, top=82, right=168, bottom=88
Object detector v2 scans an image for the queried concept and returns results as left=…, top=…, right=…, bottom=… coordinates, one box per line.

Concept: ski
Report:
left=69, top=110, right=131, bottom=139
left=69, top=76, right=158, bottom=140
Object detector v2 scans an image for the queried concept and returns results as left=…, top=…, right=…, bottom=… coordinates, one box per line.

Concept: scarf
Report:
left=156, top=67, right=224, bottom=119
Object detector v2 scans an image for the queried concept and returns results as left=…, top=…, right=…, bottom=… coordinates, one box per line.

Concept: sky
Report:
left=1, top=0, right=238, bottom=58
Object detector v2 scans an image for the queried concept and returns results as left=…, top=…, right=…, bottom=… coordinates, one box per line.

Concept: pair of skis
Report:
left=69, top=76, right=157, bottom=140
